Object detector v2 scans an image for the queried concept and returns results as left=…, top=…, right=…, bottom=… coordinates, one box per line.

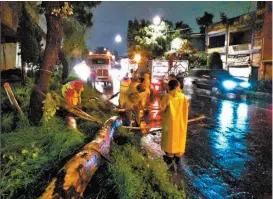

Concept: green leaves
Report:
left=42, top=92, right=61, bottom=122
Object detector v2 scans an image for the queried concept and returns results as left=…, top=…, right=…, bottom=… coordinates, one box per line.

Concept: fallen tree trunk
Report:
left=39, top=116, right=122, bottom=199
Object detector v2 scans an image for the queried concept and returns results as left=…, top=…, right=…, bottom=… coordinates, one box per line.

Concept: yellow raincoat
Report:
left=119, top=78, right=131, bottom=108
left=143, top=73, right=151, bottom=107
left=125, top=82, right=146, bottom=124
left=62, top=82, right=83, bottom=107
left=160, top=88, right=189, bottom=156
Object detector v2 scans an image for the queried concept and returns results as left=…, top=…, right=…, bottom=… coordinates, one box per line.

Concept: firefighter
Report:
left=119, top=74, right=131, bottom=108
left=62, top=80, right=84, bottom=108
left=124, top=77, right=146, bottom=126
left=160, top=79, right=189, bottom=169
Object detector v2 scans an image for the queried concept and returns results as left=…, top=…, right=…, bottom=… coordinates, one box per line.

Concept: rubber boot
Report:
left=163, top=155, right=175, bottom=172
left=174, top=156, right=184, bottom=172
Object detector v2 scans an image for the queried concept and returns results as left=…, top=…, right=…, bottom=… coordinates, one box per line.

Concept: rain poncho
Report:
left=160, top=88, right=189, bottom=156
left=125, top=82, right=146, bottom=124
left=142, top=73, right=151, bottom=107
left=126, top=82, right=143, bottom=109
left=119, top=78, right=131, bottom=108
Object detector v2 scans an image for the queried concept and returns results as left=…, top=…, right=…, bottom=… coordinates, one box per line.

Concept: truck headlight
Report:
left=240, top=82, right=250, bottom=88
left=223, top=80, right=237, bottom=90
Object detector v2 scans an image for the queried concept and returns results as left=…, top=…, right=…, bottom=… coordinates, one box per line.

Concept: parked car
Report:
left=184, top=68, right=251, bottom=99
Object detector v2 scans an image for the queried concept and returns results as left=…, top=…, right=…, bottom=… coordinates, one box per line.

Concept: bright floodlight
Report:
left=171, top=38, right=183, bottom=51
left=153, top=16, right=161, bottom=25
left=89, top=51, right=93, bottom=55
left=106, top=51, right=111, bottom=56
left=115, top=34, right=122, bottom=43
left=134, top=54, right=141, bottom=63
left=73, top=61, right=90, bottom=82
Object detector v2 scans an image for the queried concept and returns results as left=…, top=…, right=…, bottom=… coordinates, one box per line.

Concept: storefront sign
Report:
left=227, top=54, right=250, bottom=66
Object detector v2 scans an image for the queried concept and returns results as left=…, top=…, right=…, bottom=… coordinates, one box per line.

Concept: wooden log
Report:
left=39, top=116, right=122, bottom=199
left=3, top=82, right=23, bottom=114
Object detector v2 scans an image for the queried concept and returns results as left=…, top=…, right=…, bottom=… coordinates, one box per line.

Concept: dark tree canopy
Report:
left=175, top=21, right=192, bottom=39
left=18, top=5, right=43, bottom=65
left=196, top=11, right=214, bottom=33
left=220, top=12, right=228, bottom=24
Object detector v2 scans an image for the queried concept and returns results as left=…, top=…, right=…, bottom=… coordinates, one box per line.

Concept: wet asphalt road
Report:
left=95, top=76, right=272, bottom=199
left=181, top=94, right=272, bottom=199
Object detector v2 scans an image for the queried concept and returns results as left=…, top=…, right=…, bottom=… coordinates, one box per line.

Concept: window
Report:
left=230, top=30, right=252, bottom=45
left=209, top=35, right=225, bottom=48
left=92, top=58, right=109, bottom=65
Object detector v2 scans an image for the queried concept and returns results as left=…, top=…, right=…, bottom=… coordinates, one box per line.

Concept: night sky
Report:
left=86, top=1, right=257, bottom=56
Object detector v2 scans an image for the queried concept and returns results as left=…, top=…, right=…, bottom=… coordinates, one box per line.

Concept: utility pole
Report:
left=225, top=23, right=230, bottom=72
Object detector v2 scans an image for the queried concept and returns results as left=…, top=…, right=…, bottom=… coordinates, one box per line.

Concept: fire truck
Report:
left=148, top=60, right=188, bottom=94
left=86, top=53, right=112, bottom=85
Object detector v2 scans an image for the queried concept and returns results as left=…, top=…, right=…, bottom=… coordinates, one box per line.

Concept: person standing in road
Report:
left=124, top=77, right=146, bottom=126
left=164, top=74, right=181, bottom=93
left=160, top=79, right=189, bottom=169
left=119, top=74, right=131, bottom=108
left=143, top=73, right=151, bottom=107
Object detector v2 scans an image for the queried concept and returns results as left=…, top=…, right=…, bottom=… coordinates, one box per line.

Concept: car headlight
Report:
left=240, top=82, right=250, bottom=88
left=223, top=80, right=237, bottom=90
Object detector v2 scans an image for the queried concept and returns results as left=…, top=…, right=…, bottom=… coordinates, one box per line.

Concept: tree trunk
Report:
left=59, top=50, right=69, bottom=83
left=29, top=2, right=63, bottom=124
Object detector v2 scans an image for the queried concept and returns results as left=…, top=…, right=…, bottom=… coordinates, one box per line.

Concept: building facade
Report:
left=0, top=2, right=22, bottom=71
left=206, top=2, right=272, bottom=80
left=0, top=2, right=46, bottom=71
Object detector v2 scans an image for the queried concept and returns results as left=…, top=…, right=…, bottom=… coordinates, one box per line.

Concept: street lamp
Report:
left=134, top=54, right=141, bottom=69
left=134, top=54, right=141, bottom=63
left=153, top=16, right=161, bottom=26
left=115, top=34, right=122, bottom=43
